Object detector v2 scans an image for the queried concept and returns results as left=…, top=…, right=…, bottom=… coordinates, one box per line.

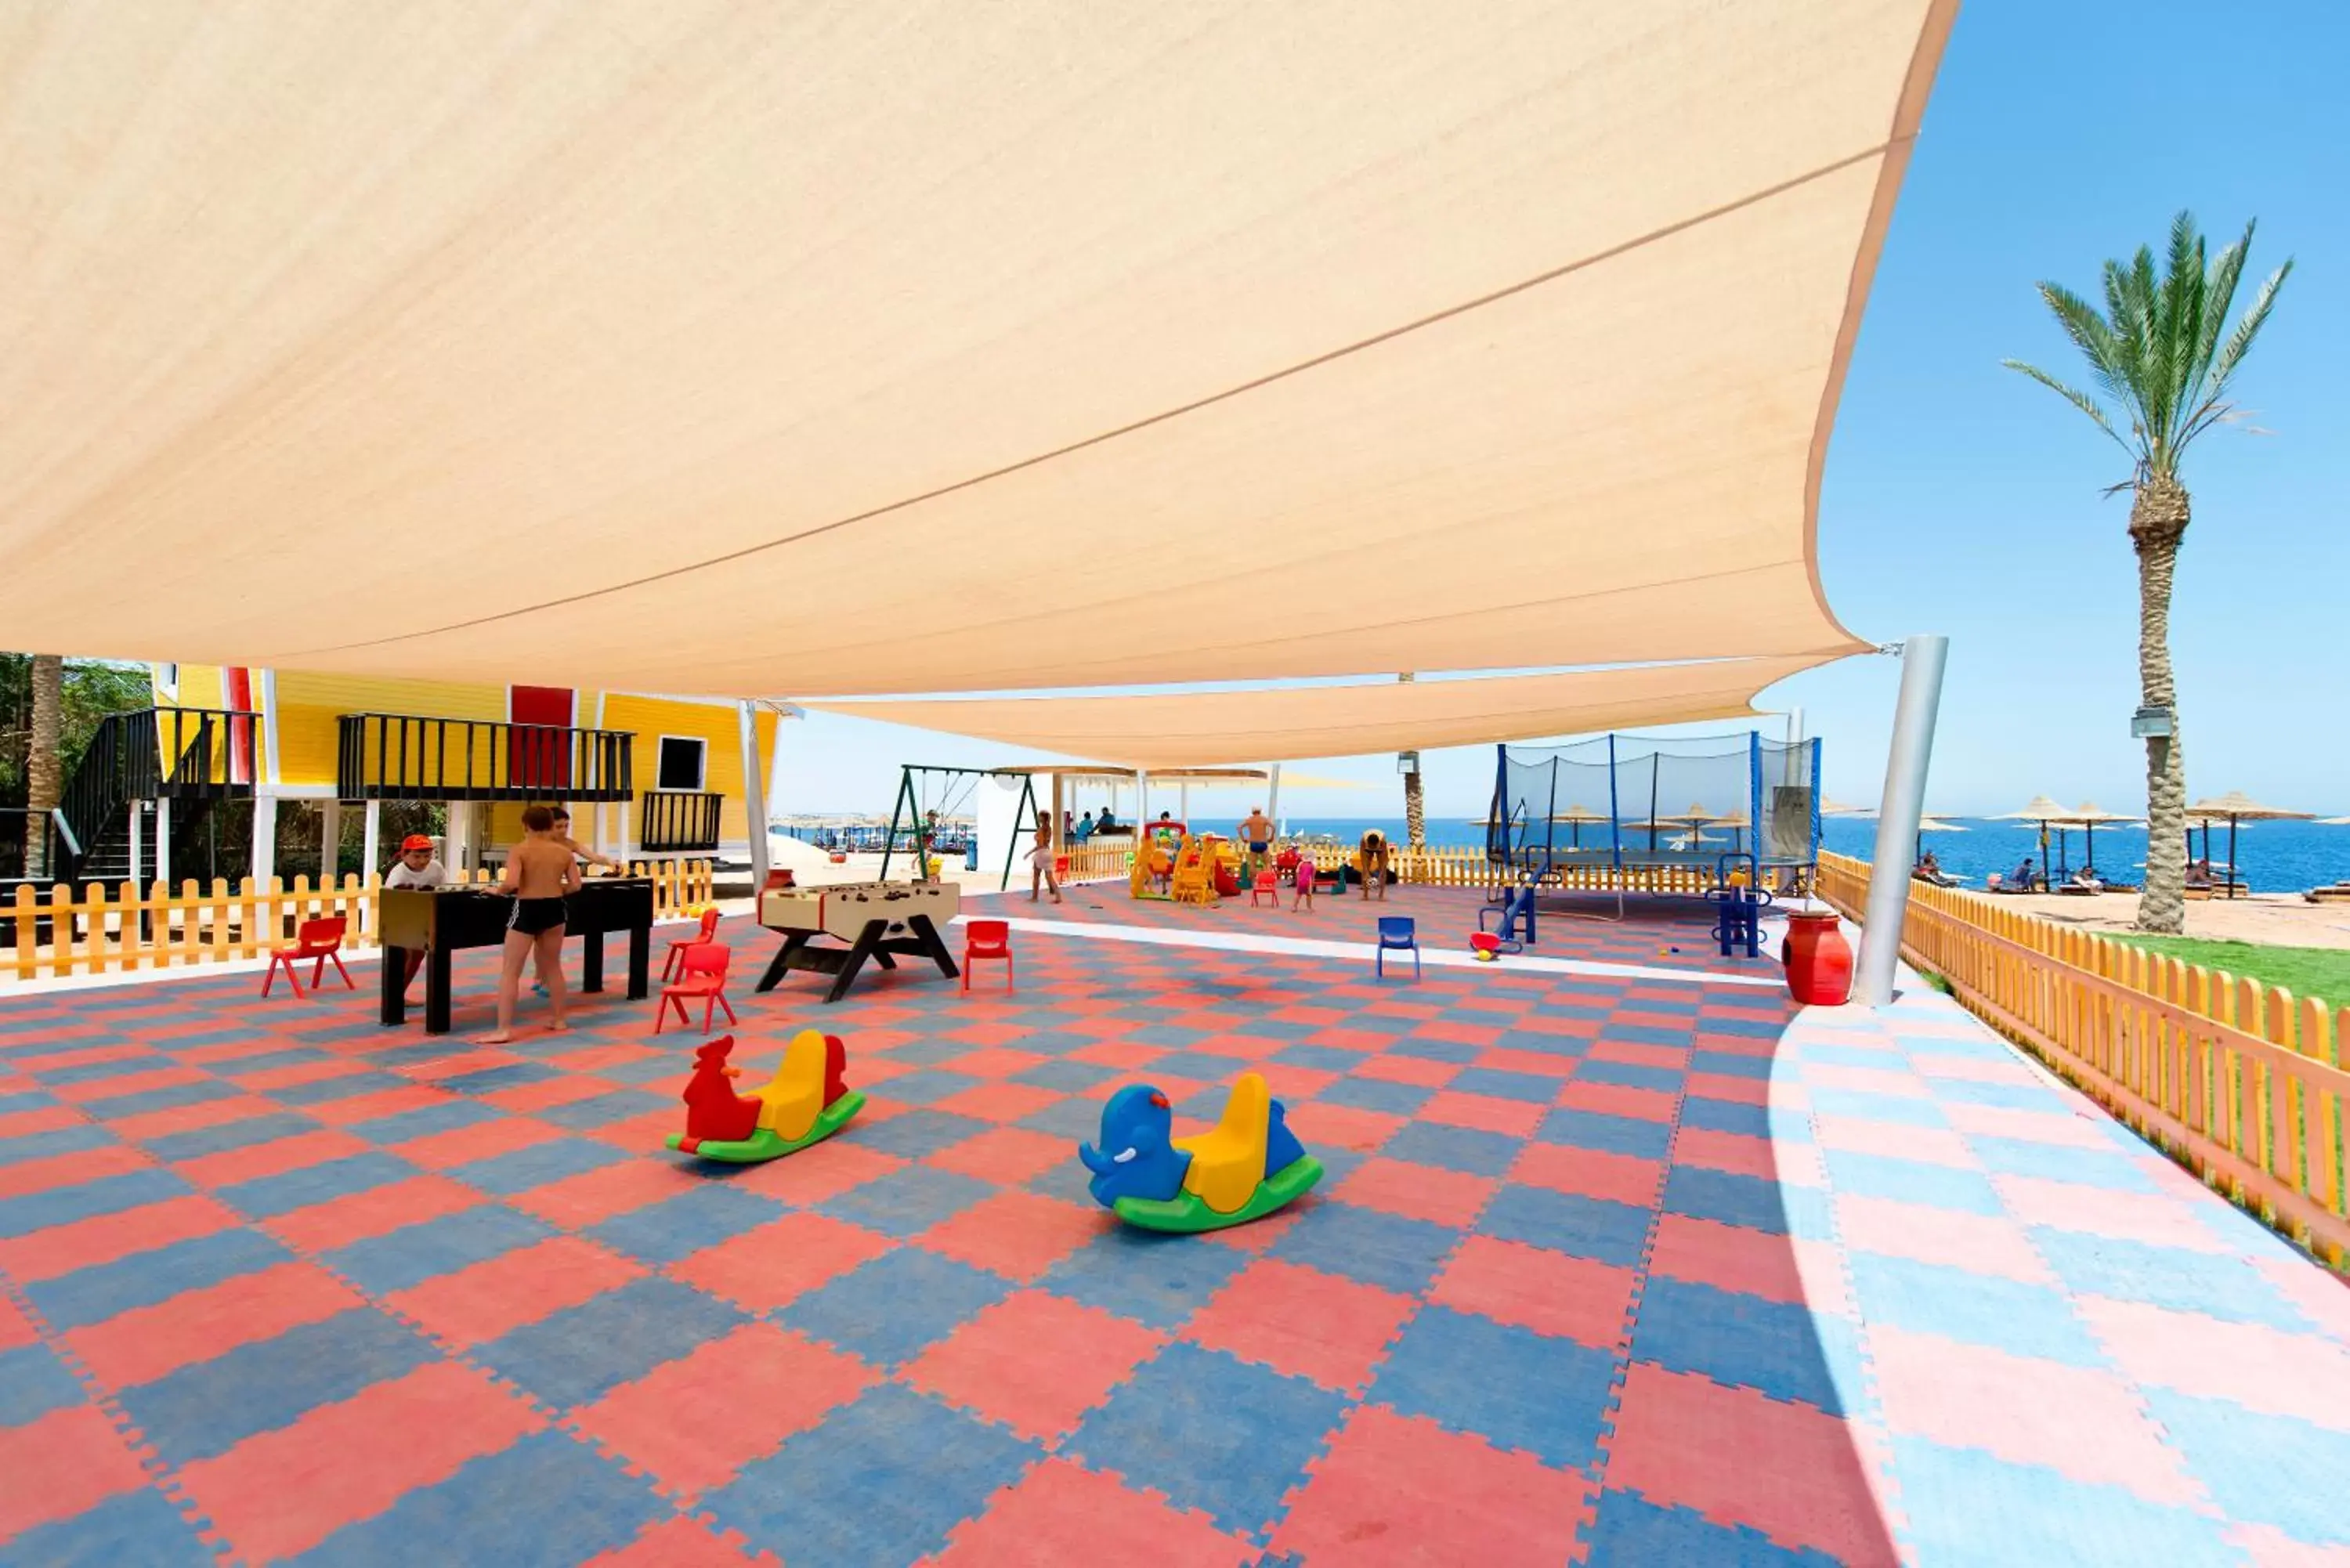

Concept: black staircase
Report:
left=641, top=791, right=723, bottom=852
left=52, top=709, right=257, bottom=884
left=337, top=714, right=633, bottom=803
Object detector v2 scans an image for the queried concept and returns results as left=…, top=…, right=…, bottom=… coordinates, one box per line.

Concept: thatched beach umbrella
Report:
left=2058, top=803, right=2140, bottom=875
left=1913, top=815, right=1965, bottom=863
left=2187, top=791, right=2311, bottom=895
left=1994, top=796, right=2073, bottom=880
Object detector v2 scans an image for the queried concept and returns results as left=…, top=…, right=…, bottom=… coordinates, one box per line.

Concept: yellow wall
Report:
left=275, top=673, right=508, bottom=789
left=602, top=695, right=772, bottom=844
left=151, top=663, right=230, bottom=710
left=142, top=668, right=777, bottom=849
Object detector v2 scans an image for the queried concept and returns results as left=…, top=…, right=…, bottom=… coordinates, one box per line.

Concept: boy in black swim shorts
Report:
left=483, top=805, right=580, bottom=1043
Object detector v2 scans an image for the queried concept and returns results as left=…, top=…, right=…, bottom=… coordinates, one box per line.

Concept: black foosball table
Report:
left=379, top=877, right=656, bottom=1034
left=754, top=880, right=960, bottom=1003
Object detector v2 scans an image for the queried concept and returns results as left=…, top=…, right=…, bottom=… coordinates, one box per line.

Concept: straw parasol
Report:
left=1993, top=797, right=2077, bottom=881
left=1913, top=815, right=1965, bottom=863
left=2057, top=803, right=2140, bottom=874
left=2186, top=791, right=2312, bottom=895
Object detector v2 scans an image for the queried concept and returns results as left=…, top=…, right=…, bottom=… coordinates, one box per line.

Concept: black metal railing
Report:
left=52, top=708, right=258, bottom=882
left=337, top=714, right=634, bottom=802
left=640, top=790, right=723, bottom=852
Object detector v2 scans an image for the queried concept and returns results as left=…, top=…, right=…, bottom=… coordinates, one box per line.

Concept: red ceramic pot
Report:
left=1783, top=910, right=1853, bottom=1006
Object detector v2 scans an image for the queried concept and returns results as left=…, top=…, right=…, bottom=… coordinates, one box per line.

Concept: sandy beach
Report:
left=1978, top=888, right=2350, bottom=951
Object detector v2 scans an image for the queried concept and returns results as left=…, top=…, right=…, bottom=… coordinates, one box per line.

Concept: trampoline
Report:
left=1487, top=731, right=1821, bottom=921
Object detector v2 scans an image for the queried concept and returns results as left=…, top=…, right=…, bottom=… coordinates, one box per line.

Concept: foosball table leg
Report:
left=824, top=919, right=890, bottom=1004
left=756, top=933, right=809, bottom=994
left=910, top=915, right=960, bottom=981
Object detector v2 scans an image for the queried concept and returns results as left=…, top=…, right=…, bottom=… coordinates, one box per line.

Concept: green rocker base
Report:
left=1112, top=1154, right=1325, bottom=1234
left=665, top=1091, right=866, bottom=1164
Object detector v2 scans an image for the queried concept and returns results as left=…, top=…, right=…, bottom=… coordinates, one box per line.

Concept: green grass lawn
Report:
left=2106, top=934, right=2350, bottom=1012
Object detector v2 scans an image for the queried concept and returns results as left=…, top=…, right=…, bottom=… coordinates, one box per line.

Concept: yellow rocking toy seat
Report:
left=1173, top=1073, right=1273, bottom=1213
left=754, top=1028, right=830, bottom=1142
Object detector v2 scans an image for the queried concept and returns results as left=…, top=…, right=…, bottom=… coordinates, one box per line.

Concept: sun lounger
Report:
left=2305, top=884, right=2350, bottom=904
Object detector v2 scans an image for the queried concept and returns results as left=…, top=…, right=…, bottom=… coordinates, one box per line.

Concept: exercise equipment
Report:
left=1077, top=1072, right=1321, bottom=1234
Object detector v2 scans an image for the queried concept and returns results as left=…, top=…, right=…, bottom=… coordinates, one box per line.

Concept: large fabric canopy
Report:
left=0, top=0, right=1949, bottom=698
left=805, top=656, right=1822, bottom=768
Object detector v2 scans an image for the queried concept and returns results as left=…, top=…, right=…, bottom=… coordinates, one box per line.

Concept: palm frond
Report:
left=2001, top=359, right=2135, bottom=456
left=2207, top=258, right=2293, bottom=393
left=2039, top=281, right=2141, bottom=424
left=2189, top=222, right=2251, bottom=392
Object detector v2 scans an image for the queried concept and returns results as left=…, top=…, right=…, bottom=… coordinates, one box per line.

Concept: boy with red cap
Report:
left=385, top=834, right=446, bottom=995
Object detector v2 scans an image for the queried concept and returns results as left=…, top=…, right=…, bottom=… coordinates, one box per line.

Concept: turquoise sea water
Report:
left=1269, top=815, right=2350, bottom=897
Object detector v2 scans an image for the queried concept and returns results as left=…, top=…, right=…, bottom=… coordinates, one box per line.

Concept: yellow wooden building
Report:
left=132, top=662, right=783, bottom=887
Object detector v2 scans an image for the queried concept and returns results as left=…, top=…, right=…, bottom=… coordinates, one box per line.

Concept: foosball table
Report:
left=754, top=880, right=961, bottom=1003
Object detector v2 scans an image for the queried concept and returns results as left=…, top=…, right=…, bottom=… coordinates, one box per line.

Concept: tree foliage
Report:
left=0, top=656, right=155, bottom=806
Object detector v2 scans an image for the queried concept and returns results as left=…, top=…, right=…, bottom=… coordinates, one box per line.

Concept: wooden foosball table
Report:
left=754, top=880, right=960, bottom=1003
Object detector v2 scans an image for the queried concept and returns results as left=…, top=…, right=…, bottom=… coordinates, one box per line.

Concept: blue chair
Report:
left=1375, top=916, right=1421, bottom=981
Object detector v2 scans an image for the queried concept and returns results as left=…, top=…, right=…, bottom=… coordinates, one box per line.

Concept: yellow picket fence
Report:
left=1816, top=851, right=2350, bottom=1265
left=3, top=861, right=715, bottom=985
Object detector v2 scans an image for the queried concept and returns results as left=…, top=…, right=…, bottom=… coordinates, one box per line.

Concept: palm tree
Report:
left=24, top=655, right=62, bottom=878
left=2005, top=212, right=2290, bottom=934
left=1398, top=673, right=1426, bottom=850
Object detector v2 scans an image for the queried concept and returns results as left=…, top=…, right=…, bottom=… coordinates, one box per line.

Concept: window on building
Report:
left=656, top=735, right=707, bottom=792
left=155, top=663, right=179, bottom=699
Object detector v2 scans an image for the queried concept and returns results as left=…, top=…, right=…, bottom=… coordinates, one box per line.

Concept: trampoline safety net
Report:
left=1487, top=731, right=1821, bottom=882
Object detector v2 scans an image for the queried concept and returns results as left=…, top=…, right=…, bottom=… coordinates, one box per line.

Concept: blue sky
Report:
left=777, top=2, right=2348, bottom=824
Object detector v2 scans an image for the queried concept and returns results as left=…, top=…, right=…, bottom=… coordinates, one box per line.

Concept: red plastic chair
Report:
left=963, top=919, right=1013, bottom=993
left=262, top=916, right=352, bottom=999
left=1250, top=868, right=1282, bottom=907
left=661, top=908, right=724, bottom=983
left=655, top=942, right=739, bottom=1035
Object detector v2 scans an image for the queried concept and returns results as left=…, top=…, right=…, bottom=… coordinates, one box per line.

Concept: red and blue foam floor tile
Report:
left=1, top=896, right=2346, bottom=1564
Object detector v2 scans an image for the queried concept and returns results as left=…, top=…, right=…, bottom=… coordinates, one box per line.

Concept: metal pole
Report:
left=1857, top=634, right=1949, bottom=1006
left=739, top=701, right=770, bottom=891
left=1267, top=763, right=1283, bottom=836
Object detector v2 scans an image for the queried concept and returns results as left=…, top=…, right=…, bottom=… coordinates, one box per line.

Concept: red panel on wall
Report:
left=508, top=686, right=574, bottom=791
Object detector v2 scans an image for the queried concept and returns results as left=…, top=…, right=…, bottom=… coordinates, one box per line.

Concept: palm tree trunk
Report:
left=1397, top=673, right=1425, bottom=850
left=2131, top=479, right=2189, bottom=934
left=24, top=655, right=63, bottom=879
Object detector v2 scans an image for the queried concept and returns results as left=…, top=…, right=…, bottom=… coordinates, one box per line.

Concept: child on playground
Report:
left=482, top=805, right=579, bottom=1043
left=1292, top=851, right=1316, bottom=911
left=384, top=833, right=446, bottom=996
left=1358, top=829, right=1390, bottom=901
left=1029, top=815, right=1063, bottom=903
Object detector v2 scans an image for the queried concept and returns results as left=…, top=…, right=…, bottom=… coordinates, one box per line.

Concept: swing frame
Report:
left=878, top=764, right=1044, bottom=893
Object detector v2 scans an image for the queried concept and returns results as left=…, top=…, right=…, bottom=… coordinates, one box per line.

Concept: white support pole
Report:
left=1267, top=763, right=1284, bottom=836
left=1137, top=770, right=1148, bottom=826
left=156, top=798, right=172, bottom=888
left=251, top=794, right=278, bottom=886
left=739, top=700, right=770, bottom=889
left=363, top=800, right=381, bottom=883
left=1180, top=782, right=1191, bottom=824
left=127, top=800, right=143, bottom=888
left=1857, top=635, right=1949, bottom=1007
left=443, top=800, right=471, bottom=875
left=320, top=799, right=342, bottom=886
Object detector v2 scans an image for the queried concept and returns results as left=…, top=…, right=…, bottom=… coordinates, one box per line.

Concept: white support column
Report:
left=251, top=795, right=278, bottom=886
left=127, top=801, right=143, bottom=888
left=156, top=798, right=172, bottom=888
left=363, top=802, right=381, bottom=890
left=738, top=700, right=770, bottom=889
left=1137, top=771, right=1148, bottom=826
left=320, top=799, right=343, bottom=886
left=443, top=800, right=472, bottom=876
left=1857, top=635, right=1950, bottom=1007
left=1180, top=782, right=1190, bottom=824
left=1267, top=764, right=1284, bottom=835
left=1050, top=774, right=1065, bottom=851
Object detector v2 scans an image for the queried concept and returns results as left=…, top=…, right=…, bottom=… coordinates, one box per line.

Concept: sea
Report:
left=1268, top=815, right=2350, bottom=897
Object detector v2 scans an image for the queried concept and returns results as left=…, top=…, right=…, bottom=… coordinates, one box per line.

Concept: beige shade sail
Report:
left=804, top=656, right=1819, bottom=769
left=0, top=0, right=1950, bottom=696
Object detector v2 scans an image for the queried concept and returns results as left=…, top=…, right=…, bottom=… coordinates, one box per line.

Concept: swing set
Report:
left=877, top=764, right=1043, bottom=892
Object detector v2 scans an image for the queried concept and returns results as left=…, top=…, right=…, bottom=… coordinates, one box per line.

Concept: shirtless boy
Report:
left=483, top=805, right=579, bottom=1042
left=548, top=806, right=620, bottom=873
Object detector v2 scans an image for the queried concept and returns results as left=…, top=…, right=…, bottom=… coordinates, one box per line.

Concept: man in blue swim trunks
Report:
left=482, top=805, right=580, bottom=1043
left=1238, top=806, right=1274, bottom=877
